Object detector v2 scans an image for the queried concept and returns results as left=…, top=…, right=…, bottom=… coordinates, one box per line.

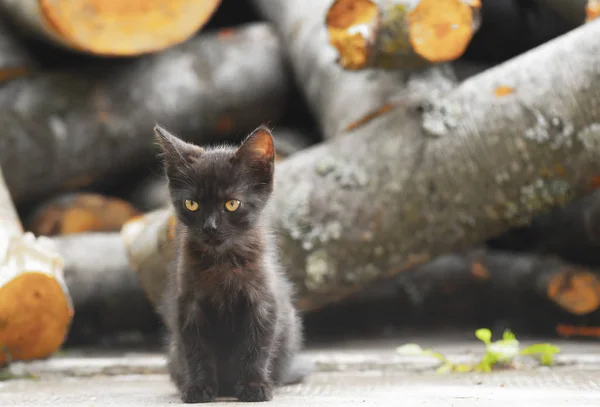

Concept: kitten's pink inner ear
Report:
left=241, top=127, right=275, bottom=161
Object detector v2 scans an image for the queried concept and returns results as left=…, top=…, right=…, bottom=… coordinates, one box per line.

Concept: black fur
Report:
left=154, top=124, right=305, bottom=403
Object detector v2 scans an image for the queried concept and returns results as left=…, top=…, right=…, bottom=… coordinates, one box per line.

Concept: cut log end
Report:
left=407, top=0, right=480, bottom=63
left=547, top=269, right=600, bottom=315
left=587, top=0, right=600, bottom=21
left=39, top=0, right=222, bottom=56
left=326, top=0, right=480, bottom=70
left=326, top=0, right=379, bottom=70
left=0, top=272, right=72, bottom=365
left=28, top=193, right=140, bottom=236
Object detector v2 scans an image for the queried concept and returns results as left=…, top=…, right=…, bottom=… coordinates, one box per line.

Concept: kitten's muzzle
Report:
left=200, top=216, right=223, bottom=246
left=203, top=217, right=218, bottom=235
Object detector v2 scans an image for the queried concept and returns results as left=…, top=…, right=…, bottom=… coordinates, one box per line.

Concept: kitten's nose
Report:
left=203, top=217, right=218, bottom=235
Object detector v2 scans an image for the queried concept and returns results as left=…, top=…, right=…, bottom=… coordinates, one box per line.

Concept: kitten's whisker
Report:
left=148, top=167, right=164, bottom=178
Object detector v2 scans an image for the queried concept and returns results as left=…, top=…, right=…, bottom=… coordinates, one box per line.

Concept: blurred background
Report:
left=1, top=0, right=600, bottom=369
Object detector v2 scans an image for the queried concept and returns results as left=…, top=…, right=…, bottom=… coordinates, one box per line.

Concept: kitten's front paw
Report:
left=235, top=381, right=273, bottom=402
left=181, top=384, right=216, bottom=403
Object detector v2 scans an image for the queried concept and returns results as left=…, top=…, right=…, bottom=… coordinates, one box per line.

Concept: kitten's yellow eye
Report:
left=184, top=199, right=199, bottom=212
left=225, top=199, right=241, bottom=212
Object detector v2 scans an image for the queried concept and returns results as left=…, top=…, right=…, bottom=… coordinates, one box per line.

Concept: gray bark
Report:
left=120, top=207, right=174, bottom=308
left=0, top=165, right=22, bottom=239
left=491, top=190, right=600, bottom=267
left=272, top=127, right=317, bottom=159
left=271, top=20, right=600, bottom=311
left=252, top=0, right=463, bottom=139
left=0, top=23, right=289, bottom=203
left=46, top=233, right=159, bottom=341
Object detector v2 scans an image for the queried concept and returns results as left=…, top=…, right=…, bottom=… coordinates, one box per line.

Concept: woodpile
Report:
left=1, top=0, right=600, bottom=362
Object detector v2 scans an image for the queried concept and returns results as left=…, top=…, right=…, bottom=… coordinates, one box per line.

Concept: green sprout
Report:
left=396, top=328, right=561, bottom=374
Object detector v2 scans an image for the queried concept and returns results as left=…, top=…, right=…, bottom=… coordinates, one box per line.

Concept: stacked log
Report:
left=303, top=248, right=600, bottom=337
left=0, top=0, right=223, bottom=56
left=0, top=22, right=289, bottom=204
left=0, top=166, right=73, bottom=365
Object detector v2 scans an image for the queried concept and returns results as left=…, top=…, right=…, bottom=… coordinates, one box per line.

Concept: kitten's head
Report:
left=154, top=124, right=276, bottom=249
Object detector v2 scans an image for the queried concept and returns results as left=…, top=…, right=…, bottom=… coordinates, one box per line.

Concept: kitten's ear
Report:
left=234, top=126, right=275, bottom=175
left=154, top=124, right=204, bottom=171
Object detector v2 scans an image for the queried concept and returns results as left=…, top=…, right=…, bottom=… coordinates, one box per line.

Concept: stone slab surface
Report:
left=2, top=335, right=600, bottom=406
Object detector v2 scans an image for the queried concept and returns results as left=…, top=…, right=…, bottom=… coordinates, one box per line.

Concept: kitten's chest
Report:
left=195, top=295, right=251, bottom=344
left=191, top=257, right=253, bottom=288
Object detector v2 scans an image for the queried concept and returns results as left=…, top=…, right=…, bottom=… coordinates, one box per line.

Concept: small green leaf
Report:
left=520, top=343, right=560, bottom=366
left=422, top=349, right=449, bottom=363
left=540, top=353, right=554, bottom=366
left=477, top=352, right=499, bottom=372
left=435, top=363, right=453, bottom=375
left=454, top=364, right=474, bottom=373
left=475, top=328, right=492, bottom=344
left=502, top=330, right=516, bottom=341
left=0, top=368, right=37, bottom=381
left=475, top=360, right=493, bottom=372
left=398, top=328, right=561, bottom=376
left=396, top=343, right=425, bottom=355
left=520, top=343, right=560, bottom=356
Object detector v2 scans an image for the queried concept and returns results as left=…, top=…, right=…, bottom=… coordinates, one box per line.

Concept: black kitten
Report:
left=154, top=124, right=305, bottom=403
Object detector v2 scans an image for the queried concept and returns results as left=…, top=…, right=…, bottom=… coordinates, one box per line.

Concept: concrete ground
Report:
left=2, top=334, right=600, bottom=406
